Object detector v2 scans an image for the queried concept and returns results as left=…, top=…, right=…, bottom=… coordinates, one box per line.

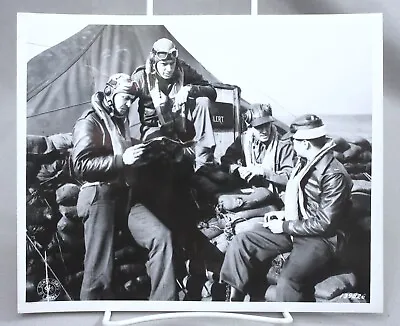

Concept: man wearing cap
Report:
left=219, top=114, right=353, bottom=302
left=131, top=38, right=217, bottom=171
left=221, top=103, right=295, bottom=194
left=72, top=73, right=178, bottom=300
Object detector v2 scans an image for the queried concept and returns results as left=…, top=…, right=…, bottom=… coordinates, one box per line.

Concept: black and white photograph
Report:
left=18, top=13, right=383, bottom=313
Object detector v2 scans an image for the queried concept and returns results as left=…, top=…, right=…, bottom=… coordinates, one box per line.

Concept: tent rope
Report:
left=27, top=25, right=106, bottom=101
left=27, top=101, right=91, bottom=118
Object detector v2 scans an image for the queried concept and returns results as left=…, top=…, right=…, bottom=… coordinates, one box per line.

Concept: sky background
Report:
left=22, top=14, right=380, bottom=123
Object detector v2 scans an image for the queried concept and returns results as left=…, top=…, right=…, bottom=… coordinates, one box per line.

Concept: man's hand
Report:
left=229, top=164, right=241, bottom=174
left=122, top=144, right=145, bottom=165
left=264, top=220, right=284, bottom=234
left=173, top=85, right=192, bottom=109
left=237, top=166, right=252, bottom=180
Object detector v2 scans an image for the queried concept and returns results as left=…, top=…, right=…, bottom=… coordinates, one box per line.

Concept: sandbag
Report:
left=346, top=136, right=372, bottom=152
left=114, top=246, right=142, bottom=265
left=350, top=191, right=371, bottom=216
left=197, top=217, right=225, bottom=239
left=48, top=133, right=73, bottom=152
left=57, top=215, right=83, bottom=234
left=266, top=253, right=291, bottom=285
left=342, top=143, right=362, bottom=161
left=27, top=135, right=56, bottom=156
left=344, top=162, right=371, bottom=174
left=351, top=180, right=371, bottom=194
left=65, top=270, right=84, bottom=286
left=217, top=187, right=273, bottom=212
left=233, top=217, right=264, bottom=234
left=115, top=263, right=147, bottom=280
left=350, top=173, right=370, bottom=180
left=27, top=161, right=41, bottom=185
left=56, top=183, right=80, bottom=206
left=36, top=159, right=66, bottom=183
left=358, top=151, right=372, bottom=162
left=120, top=276, right=151, bottom=300
left=26, top=205, right=53, bottom=226
left=26, top=278, right=39, bottom=302
left=333, top=137, right=351, bottom=153
left=210, top=232, right=230, bottom=253
left=217, top=205, right=278, bottom=230
left=333, top=151, right=345, bottom=163
left=191, top=164, right=245, bottom=210
left=27, top=134, right=59, bottom=164
left=26, top=224, right=55, bottom=251
left=59, top=205, right=79, bottom=221
left=48, top=228, right=84, bottom=252
left=314, top=272, right=357, bottom=300
left=210, top=217, right=266, bottom=253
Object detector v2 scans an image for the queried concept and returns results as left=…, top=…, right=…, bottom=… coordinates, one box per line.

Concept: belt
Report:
left=80, top=181, right=122, bottom=189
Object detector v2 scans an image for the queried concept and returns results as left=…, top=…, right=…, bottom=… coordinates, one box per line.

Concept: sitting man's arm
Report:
left=181, top=61, right=217, bottom=101
left=263, top=141, right=296, bottom=187
left=220, top=136, right=244, bottom=173
left=71, top=117, right=124, bottom=182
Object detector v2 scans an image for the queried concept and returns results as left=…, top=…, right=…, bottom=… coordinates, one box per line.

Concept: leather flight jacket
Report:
left=282, top=152, right=353, bottom=238
left=71, top=93, right=130, bottom=184
left=131, top=59, right=217, bottom=128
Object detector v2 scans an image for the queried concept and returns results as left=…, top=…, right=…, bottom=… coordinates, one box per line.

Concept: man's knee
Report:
left=152, top=227, right=173, bottom=248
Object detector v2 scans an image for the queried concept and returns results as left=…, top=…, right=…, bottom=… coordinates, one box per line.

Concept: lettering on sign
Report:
left=213, top=115, right=224, bottom=124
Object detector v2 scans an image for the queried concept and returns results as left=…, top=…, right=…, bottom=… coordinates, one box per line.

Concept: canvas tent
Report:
left=26, top=24, right=254, bottom=138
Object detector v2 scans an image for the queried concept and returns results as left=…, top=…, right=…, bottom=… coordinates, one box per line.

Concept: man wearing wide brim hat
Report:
left=219, top=113, right=353, bottom=302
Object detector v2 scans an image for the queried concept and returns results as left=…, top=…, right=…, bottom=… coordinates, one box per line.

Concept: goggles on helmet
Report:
left=152, top=48, right=179, bottom=61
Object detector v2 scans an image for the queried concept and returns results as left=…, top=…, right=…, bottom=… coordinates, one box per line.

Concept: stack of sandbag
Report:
left=45, top=183, right=85, bottom=300
left=198, top=188, right=279, bottom=253
left=112, top=231, right=151, bottom=300
left=26, top=133, right=151, bottom=301
left=26, top=134, right=65, bottom=301
left=333, top=136, right=372, bottom=180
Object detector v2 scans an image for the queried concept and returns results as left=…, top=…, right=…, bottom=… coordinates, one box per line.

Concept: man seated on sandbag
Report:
left=72, top=73, right=179, bottom=300
left=219, top=114, right=353, bottom=302
left=131, top=37, right=217, bottom=171
left=217, top=103, right=295, bottom=214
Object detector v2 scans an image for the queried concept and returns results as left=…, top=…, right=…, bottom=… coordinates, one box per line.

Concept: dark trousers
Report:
left=128, top=203, right=178, bottom=300
left=77, top=184, right=177, bottom=301
left=220, top=225, right=335, bottom=302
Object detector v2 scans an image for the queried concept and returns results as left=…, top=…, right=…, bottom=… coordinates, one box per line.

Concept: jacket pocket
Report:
left=76, top=185, right=97, bottom=222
